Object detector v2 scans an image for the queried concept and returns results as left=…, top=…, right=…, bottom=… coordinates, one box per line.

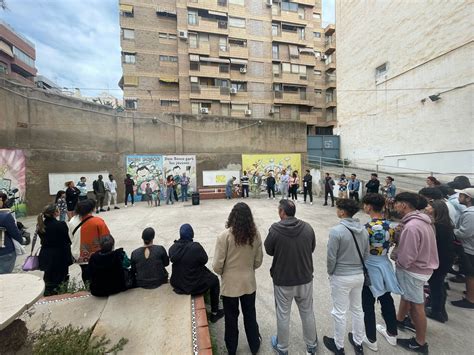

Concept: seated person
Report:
left=169, top=224, right=224, bottom=322
left=88, top=235, right=129, bottom=297
left=131, top=227, right=169, bottom=289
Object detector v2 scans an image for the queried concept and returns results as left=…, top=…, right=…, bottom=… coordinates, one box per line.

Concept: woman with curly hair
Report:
left=213, top=202, right=263, bottom=355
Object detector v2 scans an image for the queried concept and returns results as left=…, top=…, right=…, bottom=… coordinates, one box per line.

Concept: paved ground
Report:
left=15, top=195, right=474, bottom=355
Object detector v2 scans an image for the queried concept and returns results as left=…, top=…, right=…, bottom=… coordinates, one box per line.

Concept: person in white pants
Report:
left=324, top=198, right=369, bottom=355
left=105, top=174, right=119, bottom=211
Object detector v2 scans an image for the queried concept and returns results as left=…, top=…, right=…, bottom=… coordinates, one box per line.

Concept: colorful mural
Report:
left=163, top=155, right=197, bottom=196
left=126, top=155, right=164, bottom=201
left=0, top=149, right=27, bottom=216
left=241, top=154, right=302, bottom=185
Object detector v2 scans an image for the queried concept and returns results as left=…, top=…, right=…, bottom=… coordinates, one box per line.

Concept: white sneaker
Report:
left=132, top=204, right=135, bottom=207
left=273, top=197, right=275, bottom=200
left=376, top=324, right=397, bottom=346
left=124, top=205, right=128, bottom=208
left=268, top=197, right=270, bottom=199
left=310, top=202, right=313, bottom=205
left=362, top=336, right=378, bottom=351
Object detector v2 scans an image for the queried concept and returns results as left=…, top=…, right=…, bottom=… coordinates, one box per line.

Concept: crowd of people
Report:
left=0, top=170, right=473, bottom=355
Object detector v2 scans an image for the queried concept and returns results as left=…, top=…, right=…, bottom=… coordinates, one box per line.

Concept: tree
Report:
left=0, top=0, right=8, bottom=10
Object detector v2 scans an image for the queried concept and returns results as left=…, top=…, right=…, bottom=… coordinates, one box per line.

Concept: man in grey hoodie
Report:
left=451, top=187, right=474, bottom=309
left=265, top=199, right=317, bottom=355
left=323, top=198, right=369, bottom=355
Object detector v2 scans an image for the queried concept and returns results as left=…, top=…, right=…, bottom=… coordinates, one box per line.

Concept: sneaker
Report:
left=306, top=342, right=318, bottom=355
left=100, top=209, right=106, bottom=212
left=348, top=332, right=364, bottom=355
left=114, top=206, right=120, bottom=209
left=323, top=336, right=345, bottom=355
left=425, top=308, right=446, bottom=323
left=209, top=309, right=224, bottom=323
left=132, top=203, right=135, bottom=207
left=376, top=324, right=397, bottom=346
left=271, top=335, right=288, bottom=355
left=451, top=298, right=474, bottom=309
left=397, top=337, right=428, bottom=354
left=310, top=202, right=313, bottom=205
left=362, top=336, right=378, bottom=351
left=273, top=197, right=275, bottom=200
left=268, top=197, right=271, bottom=199
left=124, top=205, right=128, bottom=208
left=251, top=334, right=262, bottom=355
left=323, top=203, right=328, bottom=206
left=107, top=207, right=110, bottom=211
left=397, top=316, right=416, bottom=332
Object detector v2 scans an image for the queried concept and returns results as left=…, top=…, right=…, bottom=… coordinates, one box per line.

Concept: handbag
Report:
left=22, top=230, right=40, bottom=271
left=344, top=226, right=371, bottom=286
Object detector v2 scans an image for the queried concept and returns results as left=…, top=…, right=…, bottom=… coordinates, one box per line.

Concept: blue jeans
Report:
left=166, top=187, right=174, bottom=204
left=0, top=252, right=16, bottom=274
left=181, top=185, right=188, bottom=201
left=59, top=212, right=67, bottom=222
left=226, top=185, right=232, bottom=199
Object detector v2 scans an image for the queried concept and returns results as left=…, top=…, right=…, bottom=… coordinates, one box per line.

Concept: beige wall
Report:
left=336, top=0, right=473, bottom=173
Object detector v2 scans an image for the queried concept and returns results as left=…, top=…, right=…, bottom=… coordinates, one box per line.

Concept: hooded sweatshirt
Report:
left=327, top=218, right=369, bottom=276
left=455, top=206, right=474, bottom=255
left=396, top=210, right=439, bottom=275
left=264, top=217, right=315, bottom=286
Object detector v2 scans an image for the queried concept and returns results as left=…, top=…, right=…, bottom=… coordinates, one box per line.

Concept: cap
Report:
left=455, top=188, right=474, bottom=199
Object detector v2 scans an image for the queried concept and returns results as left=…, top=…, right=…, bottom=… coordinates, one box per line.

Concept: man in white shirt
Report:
left=105, top=174, right=119, bottom=211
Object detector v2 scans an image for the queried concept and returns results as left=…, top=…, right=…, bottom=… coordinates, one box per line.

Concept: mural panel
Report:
left=0, top=149, right=27, bottom=216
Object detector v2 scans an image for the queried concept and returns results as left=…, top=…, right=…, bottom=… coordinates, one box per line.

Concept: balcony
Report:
left=219, top=45, right=249, bottom=58
left=273, top=31, right=310, bottom=46
left=324, top=24, right=335, bottom=35
left=313, top=97, right=325, bottom=108
left=326, top=61, right=336, bottom=72
left=273, top=72, right=308, bottom=86
left=274, top=91, right=312, bottom=106
left=230, top=90, right=249, bottom=101
left=190, top=86, right=230, bottom=101
left=291, top=54, right=315, bottom=66
left=187, top=0, right=228, bottom=12
left=273, top=10, right=308, bottom=25
left=230, top=70, right=247, bottom=80
left=190, top=64, right=230, bottom=78
left=189, top=18, right=228, bottom=35
left=292, top=0, right=316, bottom=5
left=325, top=37, right=336, bottom=55
left=189, top=43, right=210, bottom=56
left=228, top=26, right=246, bottom=39
left=326, top=76, right=336, bottom=89
left=325, top=98, right=337, bottom=108
left=300, top=111, right=322, bottom=125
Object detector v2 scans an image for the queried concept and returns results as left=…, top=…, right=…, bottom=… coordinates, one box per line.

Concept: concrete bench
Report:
left=199, top=187, right=227, bottom=200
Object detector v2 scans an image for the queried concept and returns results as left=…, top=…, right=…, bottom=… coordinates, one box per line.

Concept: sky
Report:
left=0, top=0, right=335, bottom=98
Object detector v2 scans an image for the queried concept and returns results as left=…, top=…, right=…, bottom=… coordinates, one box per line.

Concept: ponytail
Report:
left=37, top=213, right=46, bottom=234
left=37, top=204, right=59, bottom=233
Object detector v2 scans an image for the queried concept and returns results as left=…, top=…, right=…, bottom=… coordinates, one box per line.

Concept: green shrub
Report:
left=54, top=278, right=90, bottom=295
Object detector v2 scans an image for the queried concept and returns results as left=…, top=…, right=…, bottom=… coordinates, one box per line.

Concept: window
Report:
left=229, top=38, right=246, bottom=47
left=157, top=9, right=177, bottom=18
left=120, top=5, right=134, bottom=17
left=12, top=47, right=35, bottom=67
left=191, top=103, right=200, bottom=115
left=125, top=99, right=138, bottom=110
left=231, top=82, right=247, bottom=91
left=376, top=63, right=388, bottom=77
left=122, top=52, right=136, bottom=64
left=313, top=32, right=321, bottom=38
left=282, top=1, right=298, bottom=12
left=282, top=63, right=291, bottom=73
left=272, top=64, right=280, bottom=76
left=0, top=62, right=8, bottom=74
left=188, top=11, right=198, bottom=25
left=219, top=64, right=230, bottom=73
left=159, top=55, right=178, bottom=62
left=314, top=70, right=321, bottom=76
left=189, top=33, right=198, bottom=48
left=272, top=44, right=279, bottom=59
left=313, top=13, right=321, bottom=20
left=160, top=100, right=179, bottom=107
left=298, top=27, right=305, bottom=40
left=122, top=28, right=135, bottom=40
left=272, top=24, right=279, bottom=36
left=272, top=105, right=281, bottom=119
left=314, top=89, right=322, bottom=96
left=229, top=17, right=245, bottom=28
left=190, top=61, right=199, bottom=70
left=229, top=0, right=244, bottom=4
left=219, top=37, right=228, bottom=51
left=231, top=103, right=248, bottom=111
left=218, top=0, right=228, bottom=6
left=159, top=33, right=167, bottom=38
left=168, top=34, right=177, bottom=40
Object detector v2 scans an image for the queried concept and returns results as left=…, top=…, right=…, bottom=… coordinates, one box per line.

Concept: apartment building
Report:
left=0, top=20, right=37, bottom=85
left=119, top=0, right=336, bottom=133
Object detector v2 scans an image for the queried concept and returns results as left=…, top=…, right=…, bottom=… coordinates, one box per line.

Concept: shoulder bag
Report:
left=22, top=229, right=40, bottom=271
left=344, top=226, right=371, bottom=286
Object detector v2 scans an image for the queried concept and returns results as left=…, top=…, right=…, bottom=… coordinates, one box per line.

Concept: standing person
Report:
left=166, top=175, right=175, bottom=205
left=241, top=171, right=250, bottom=198
left=348, top=174, right=361, bottom=202
left=65, top=181, right=81, bottom=220
left=169, top=224, right=224, bottom=322
left=37, top=204, right=73, bottom=296
left=323, top=199, right=368, bottom=355
left=393, top=192, right=438, bottom=354
left=361, top=194, right=402, bottom=351
left=303, top=170, right=313, bottom=205
left=280, top=169, right=290, bottom=200
left=173, top=167, right=181, bottom=202
left=180, top=172, right=190, bottom=202
left=0, top=195, right=22, bottom=274
left=251, top=172, right=262, bottom=198
left=213, top=203, right=263, bottom=355
left=105, top=174, right=119, bottom=211
left=264, top=200, right=318, bottom=355
left=451, top=187, right=474, bottom=309
left=289, top=171, right=299, bottom=201
left=424, top=200, right=455, bottom=321
left=93, top=175, right=106, bottom=214
left=381, top=177, right=396, bottom=200
left=77, top=177, right=88, bottom=201
left=124, top=174, right=135, bottom=207
left=338, top=174, right=348, bottom=199
left=226, top=177, right=236, bottom=200
left=426, top=176, right=441, bottom=188
left=266, top=171, right=276, bottom=200
left=69, top=199, right=111, bottom=284
left=366, top=173, right=380, bottom=194
left=145, top=183, right=153, bottom=207
left=131, top=227, right=169, bottom=289
left=55, top=190, right=68, bottom=222
left=324, top=173, right=335, bottom=207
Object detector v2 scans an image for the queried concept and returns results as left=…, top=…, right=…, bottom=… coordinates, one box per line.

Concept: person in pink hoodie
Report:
left=392, top=192, right=438, bottom=354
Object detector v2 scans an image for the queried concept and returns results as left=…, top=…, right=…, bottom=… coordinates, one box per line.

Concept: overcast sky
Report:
left=1, top=0, right=335, bottom=98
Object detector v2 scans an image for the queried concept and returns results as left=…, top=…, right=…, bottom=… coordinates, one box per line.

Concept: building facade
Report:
left=118, top=0, right=337, bottom=134
left=335, top=0, right=473, bottom=174
left=0, top=20, right=37, bottom=85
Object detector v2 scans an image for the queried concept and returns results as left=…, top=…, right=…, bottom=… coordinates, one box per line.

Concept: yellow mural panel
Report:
left=241, top=154, right=302, bottom=183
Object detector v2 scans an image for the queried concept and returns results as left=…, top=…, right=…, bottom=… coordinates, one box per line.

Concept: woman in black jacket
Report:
left=425, top=200, right=455, bottom=323
left=65, top=181, right=81, bottom=220
left=37, top=204, right=73, bottom=296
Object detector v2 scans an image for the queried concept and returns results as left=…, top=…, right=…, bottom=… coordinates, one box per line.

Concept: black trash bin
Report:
left=192, top=192, right=200, bottom=205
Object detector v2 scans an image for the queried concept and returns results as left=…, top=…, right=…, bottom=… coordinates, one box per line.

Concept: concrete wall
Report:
left=0, top=80, right=306, bottom=214
left=335, top=0, right=474, bottom=174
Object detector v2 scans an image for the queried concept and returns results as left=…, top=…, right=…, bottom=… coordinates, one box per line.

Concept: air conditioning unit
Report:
left=200, top=107, right=209, bottom=114
left=240, top=67, right=247, bottom=74
left=230, top=87, right=238, bottom=94
left=321, top=54, right=327, bottom=61
left=266, top=0, right=273, bottom=7
left=244, top=109, right=252, bottom=116
left=178, top=30, right=188, bottom=39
